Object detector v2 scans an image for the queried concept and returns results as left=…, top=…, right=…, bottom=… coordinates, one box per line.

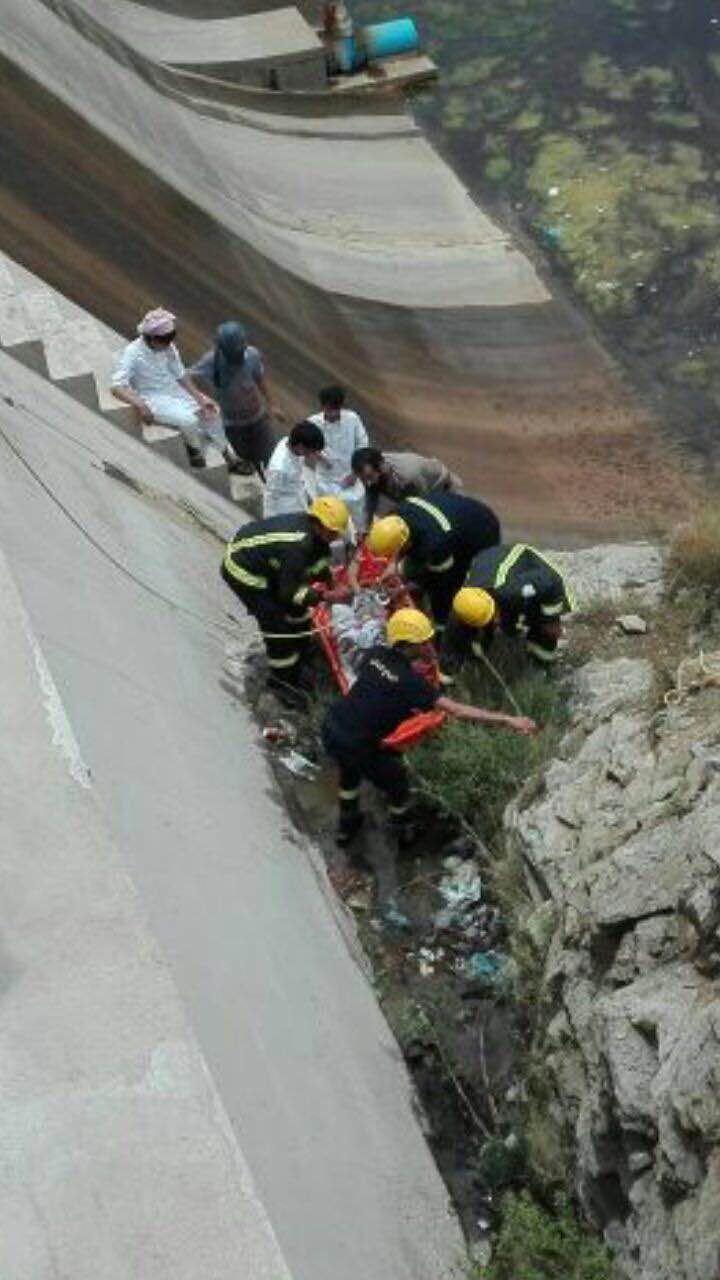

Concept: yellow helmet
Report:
left=452, top=587, right=496, bottom=629
left=366, top=515, right=410, bottom=558
left=309, top=495, right=349, bottom=535
left=387, top=608, right=435, bottom=646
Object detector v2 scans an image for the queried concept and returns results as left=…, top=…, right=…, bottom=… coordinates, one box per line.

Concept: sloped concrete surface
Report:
left=5, top=0, right=548, bottom=308
left=0, top=352, right=462, bottom=1280
left=0, top=544, right=294, bottom=1280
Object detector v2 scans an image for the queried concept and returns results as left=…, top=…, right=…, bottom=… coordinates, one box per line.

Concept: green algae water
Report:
left=352, top=0, right=720, bottom=463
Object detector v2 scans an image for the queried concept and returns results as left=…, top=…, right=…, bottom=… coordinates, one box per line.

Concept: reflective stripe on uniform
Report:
left=339, top=788, right=360, bottom=801
left=427, top=555, right=455, bottom=573
left=307, top=556, right=331, bottom=575
left=292, top=585, right=311, bottom=606
left=406, top=496, right=452, bottom=532
left=389, top=802, right=410, bottom=816
left=494, top=543, right=528, bottom=588
left=471, top=639, right=485, bottom=658
left=526, top=640, right=558, bottom=663
left=541, top=599, right=566, bottom=617
left=494, top=544, right=574, bottom=612
left=223, top=551, right=267, bottom=589
left=267, top=651, right=301, bottom=668
left=229, top=531, right=306, bottom=554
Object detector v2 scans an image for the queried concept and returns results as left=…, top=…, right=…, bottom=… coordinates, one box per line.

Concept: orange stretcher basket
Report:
left=312, top=546, right=446, bottom=752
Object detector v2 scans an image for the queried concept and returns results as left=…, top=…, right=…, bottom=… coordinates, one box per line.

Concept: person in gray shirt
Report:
left=352, top=446, right=462, bottom=526
left=191, top=321, right=279, bottom=479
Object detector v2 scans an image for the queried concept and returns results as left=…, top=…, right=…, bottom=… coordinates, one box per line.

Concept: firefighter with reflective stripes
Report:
left=221, top=496, right=349, bottom=696
left=322, top=608, right=536, bottom=850
left=366, top=493, right=501, bottom=629
left=445, top=543, right=573, bottom=668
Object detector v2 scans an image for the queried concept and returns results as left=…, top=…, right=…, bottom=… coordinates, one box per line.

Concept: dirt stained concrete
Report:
left=0, top=47, right=696, bottom=543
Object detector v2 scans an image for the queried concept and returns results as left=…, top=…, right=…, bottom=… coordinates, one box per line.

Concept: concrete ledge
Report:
left=0, top=547, right=293, bottom=1280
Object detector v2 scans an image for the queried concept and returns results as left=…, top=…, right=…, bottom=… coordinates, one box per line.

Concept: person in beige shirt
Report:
left=351, top=446, right=462, bottom=527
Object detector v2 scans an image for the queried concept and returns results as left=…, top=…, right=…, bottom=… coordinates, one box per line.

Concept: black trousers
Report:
left=225, top=414, right=276, bottom=478
left=221, top=566, right=311, bottom=678
left=424, top=556, right=473, bottom=628
left=322, top=724, right=411, bottom=829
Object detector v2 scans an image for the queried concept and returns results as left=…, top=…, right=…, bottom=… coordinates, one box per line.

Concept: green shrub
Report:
left=667, top=504, right=720, bottom=597
left=411, top=666, right=568, bottom=846
left=476, top=1192, right=613, bottom=1280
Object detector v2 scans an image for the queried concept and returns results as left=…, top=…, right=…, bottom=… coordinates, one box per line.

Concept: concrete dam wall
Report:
left=0, top=0, right=689, bottom=540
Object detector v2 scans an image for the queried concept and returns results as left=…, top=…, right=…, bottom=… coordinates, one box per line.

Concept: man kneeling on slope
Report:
left=445, top=543, right=573, bottom=671
left=322, top=608, right=537, bottom=850
left=221, top=495, right=350, bottom=701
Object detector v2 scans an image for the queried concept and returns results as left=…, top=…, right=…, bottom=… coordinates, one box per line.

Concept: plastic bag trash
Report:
left=262, top=719, right=297, bottom=747
left=277, top=749, right=320, bottom=781
left=464, top=951, right=506, bottom=983
left=434, top=858, right=483, bottom=930
left=383, top=899, right=413, bottom=932
left=439, top=859, right=482, bottom=907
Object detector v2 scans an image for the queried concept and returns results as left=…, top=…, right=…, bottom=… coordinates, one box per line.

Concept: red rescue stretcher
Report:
left=312, top=546, right=446, bottom=752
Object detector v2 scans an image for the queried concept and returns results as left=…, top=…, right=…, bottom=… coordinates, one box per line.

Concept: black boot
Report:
left=186, top=445, right=206, bottom=469
left=336, top=812, right=365, bottom=848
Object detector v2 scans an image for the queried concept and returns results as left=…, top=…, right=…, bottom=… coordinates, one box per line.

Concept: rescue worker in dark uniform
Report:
left=445, top=543, right=573, bottom=669
left=322, top=608, right=536, bottom=848
left=366, top=493, right=501, bottom=629
left=221, top=495, right=349, bottom=695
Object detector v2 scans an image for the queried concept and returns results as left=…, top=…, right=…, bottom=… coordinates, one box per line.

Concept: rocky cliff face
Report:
left=506, top=550, right=720, bottom=1280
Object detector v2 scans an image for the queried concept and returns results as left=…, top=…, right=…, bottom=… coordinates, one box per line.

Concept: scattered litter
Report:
left=383, top=899, right=413, bottom=932
left=538, top=223, right=563, bottom=248
left=262, top=719, right=297, bottom=747
left=464, top=951, right=506, bottom=983
left=418, top=945, right=445, bottom=977
left=277, top=749, right=320, bottom=781
left=547, top=185, right=560, bottom=197
left=434, top=857, right=483, bottom=930
left=346, top=886, right=372, bottom=912
left=616, top=613, right=648, bottom=635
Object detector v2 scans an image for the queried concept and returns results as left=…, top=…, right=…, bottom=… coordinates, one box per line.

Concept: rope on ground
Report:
left=0, top=418, right=241, bottom=642
left=664, top=650, right=720, bottom=707
left=0, top=403, right=344, bottom=646
left=473, top=644, right=526, bottom=718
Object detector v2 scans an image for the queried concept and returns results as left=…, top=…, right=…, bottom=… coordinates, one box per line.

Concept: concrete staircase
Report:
left=0, top=250, right=259, bottom=507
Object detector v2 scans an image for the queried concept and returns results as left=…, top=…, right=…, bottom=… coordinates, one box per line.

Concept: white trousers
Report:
left=146, top=394, right=229, bottom=457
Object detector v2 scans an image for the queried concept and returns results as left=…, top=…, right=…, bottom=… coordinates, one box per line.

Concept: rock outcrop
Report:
left=507, top=651, right=720, bottom=1279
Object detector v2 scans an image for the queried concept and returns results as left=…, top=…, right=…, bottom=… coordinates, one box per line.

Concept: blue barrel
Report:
left=361, top=17, right=420, bottom=62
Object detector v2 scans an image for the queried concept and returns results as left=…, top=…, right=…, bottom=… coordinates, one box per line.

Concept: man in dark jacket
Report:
left=221, top=495, right=349, bottom=693
left=366, top=492, right=501, bottom=628
left=445, top=543, right=573, bottom=668
left=322, top=607, right=536, bottom=848
left=351, top=445, right=462, bottom=525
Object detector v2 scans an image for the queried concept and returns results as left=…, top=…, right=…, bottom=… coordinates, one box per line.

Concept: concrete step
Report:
left=230, top=474, right=263, bottom=517
left=0, top=249, right=252, bottom=507
left=54, top=370, right=101, bottom=411
left=0, top=295, right=39, bottom=346
left=196, top=462, right=231, bottom=500
left=1, top=337, right=49, bottom=378
left=143, top=424, right=191, bottom=470
left=102, top=404, right=142, bottom=437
